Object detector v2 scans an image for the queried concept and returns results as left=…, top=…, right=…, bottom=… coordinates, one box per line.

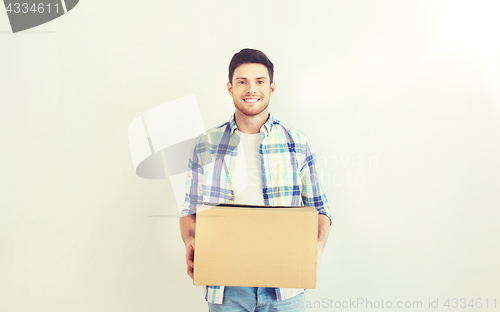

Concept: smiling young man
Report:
left=179, top=48, right=331, bottom=312
left=229, top=62, right=274, bottom=134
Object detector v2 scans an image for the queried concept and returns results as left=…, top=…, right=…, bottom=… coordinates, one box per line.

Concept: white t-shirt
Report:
left=233, top=131, right=265, bottom=206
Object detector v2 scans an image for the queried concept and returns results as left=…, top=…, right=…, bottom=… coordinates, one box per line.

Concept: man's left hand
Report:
left=317, top=244, right=324, bottom=274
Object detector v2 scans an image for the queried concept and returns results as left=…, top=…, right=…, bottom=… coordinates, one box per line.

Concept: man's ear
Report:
left=227, top=81, right=233, bottom=97
left=270, top=81, right=276, bottom=96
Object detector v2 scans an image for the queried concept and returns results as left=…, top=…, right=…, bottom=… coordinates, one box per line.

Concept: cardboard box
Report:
left=193, top=203, right=318, bottom=288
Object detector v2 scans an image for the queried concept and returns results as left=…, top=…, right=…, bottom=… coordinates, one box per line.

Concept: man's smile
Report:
left=243, top=97, right=260, bottom=103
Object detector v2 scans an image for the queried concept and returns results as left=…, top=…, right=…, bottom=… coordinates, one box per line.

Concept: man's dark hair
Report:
left=228, top=48, right=274, bottom=84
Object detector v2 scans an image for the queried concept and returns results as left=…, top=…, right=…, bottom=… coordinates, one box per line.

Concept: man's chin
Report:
left=233, top=100, right=268, bottom=116
left=238, top=108, right=268, bottom=118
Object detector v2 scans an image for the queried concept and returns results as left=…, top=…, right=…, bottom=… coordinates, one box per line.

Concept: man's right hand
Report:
left=180, top=214, right=196, bottom=281
left=185, top=238, right=195, bottom=280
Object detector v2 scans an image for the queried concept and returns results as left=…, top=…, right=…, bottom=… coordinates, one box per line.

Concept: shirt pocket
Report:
left=268, top=156, right=301, bottom=205
left=202, top=161, right=234, bottom=203
left=270, top=161, right=295, bottom=186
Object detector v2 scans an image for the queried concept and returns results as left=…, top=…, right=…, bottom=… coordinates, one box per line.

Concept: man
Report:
left=179, top=48, right=331, bottom=312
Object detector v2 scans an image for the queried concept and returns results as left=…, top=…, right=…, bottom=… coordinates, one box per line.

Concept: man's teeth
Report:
left=244, top=98, right=259, bottom=103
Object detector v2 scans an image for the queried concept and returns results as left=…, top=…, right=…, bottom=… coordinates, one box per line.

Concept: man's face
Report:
left=227, top=63, right=276, bottom=118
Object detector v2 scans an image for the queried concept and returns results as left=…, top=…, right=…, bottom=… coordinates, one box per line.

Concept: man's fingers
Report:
left=186, top=246, right=194, bottom=263
left=187, top=262, right=194, bottom=280
left=184, top=239, right=196, bottom=281
left=187, top=266, right=194, bottom=280
left=316, top=246, right=322, bottom=275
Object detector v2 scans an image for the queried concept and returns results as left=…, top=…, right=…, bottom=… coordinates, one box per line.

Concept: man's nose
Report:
left=246, top=82, right=258, bottom=93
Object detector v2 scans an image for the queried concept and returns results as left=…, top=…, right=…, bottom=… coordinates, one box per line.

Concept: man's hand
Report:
left=185, top=238, right=195, bottom=280
left=317, top=214, right=330, bottom=275
left=317, top=244, right=324, bottom=274
left=179, top=215, right=196, bottom=282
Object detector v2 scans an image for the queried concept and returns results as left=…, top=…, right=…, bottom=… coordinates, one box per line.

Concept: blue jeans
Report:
left=207, top=287, right=306, bottom=312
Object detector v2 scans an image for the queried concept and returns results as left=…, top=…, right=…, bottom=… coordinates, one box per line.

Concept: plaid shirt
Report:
left=181, top=113, right=331, bottom=304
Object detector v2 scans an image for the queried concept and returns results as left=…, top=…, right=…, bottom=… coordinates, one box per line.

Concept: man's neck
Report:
left=234, top=110, right=269, bottom=134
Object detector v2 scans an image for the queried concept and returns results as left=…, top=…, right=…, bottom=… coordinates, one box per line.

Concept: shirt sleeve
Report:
left=180, top=141, right=204, bottom=217
left=300, top=139, right=332, bottom=225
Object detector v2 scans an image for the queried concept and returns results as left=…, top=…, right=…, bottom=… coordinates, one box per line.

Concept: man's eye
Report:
left=238, top=81, right=245, bottom=84
left=257, top=81, right=265, bottom=84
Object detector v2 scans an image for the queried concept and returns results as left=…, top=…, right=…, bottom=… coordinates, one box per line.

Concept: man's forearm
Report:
left=179, top=214, right=196, bottom=244
left=318, top=214, right=330, bottom=250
